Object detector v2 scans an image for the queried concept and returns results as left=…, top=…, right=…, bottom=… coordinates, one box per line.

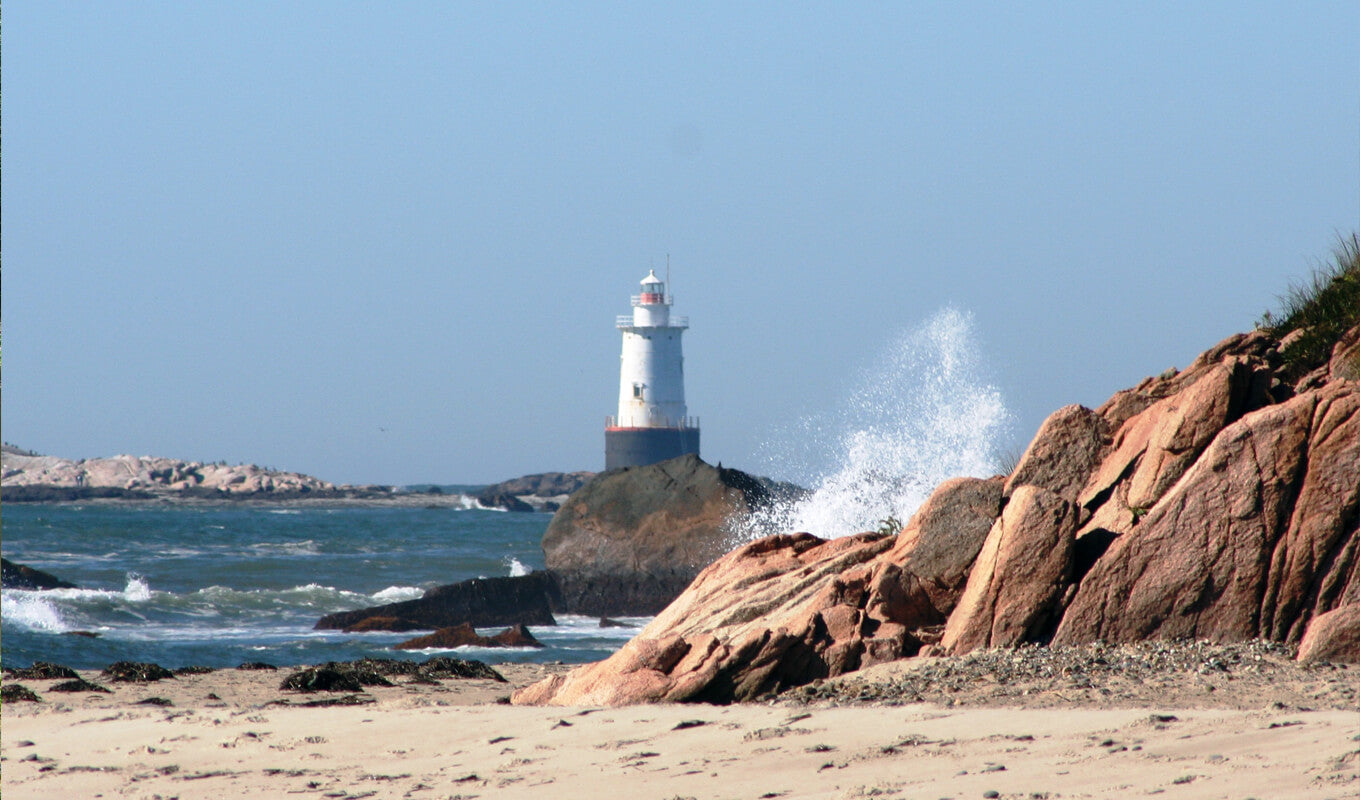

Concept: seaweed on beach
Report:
left=280, top=667, right=366, bottom=693
left=49, top=677, right=112, bottom=693
left=236, top=661, right=278, bottom=671
left=418, top=656, right=506, bottom=682
left=4, top=662, right=79, bottom=680
left=299, top=693, right=375, bottom=707
left=173, top=665, right=217, bottom=675
left=2, top=684, right=43, bottom=702
left=102, top=661, right=177, bottom=683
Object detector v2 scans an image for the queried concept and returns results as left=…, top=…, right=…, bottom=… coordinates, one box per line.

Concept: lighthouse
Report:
left=605, top=269, right=700, bottom=469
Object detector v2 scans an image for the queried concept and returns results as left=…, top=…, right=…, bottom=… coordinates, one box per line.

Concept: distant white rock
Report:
left=1, top=449, right=341, bottom=496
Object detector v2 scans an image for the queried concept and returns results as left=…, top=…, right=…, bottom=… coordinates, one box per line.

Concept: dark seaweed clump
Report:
left=102, top=661, right=177, bottom=683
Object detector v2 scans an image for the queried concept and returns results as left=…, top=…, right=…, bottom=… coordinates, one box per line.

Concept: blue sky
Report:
left=5, top=3, right=1358, bottom=485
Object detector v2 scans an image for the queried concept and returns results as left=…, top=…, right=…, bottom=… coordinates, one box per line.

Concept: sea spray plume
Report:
left=740, top=307, right=1010, bottom=540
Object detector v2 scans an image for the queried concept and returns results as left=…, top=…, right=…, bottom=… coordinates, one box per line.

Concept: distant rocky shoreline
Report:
left=0, top=446, right=592, bottom=509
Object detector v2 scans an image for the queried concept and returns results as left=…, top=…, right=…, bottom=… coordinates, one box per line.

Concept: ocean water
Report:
left=1, top=502, right=647, bottom=670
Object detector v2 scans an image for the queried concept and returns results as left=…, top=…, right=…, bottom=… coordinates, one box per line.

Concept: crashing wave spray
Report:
left=740, top=307, right=1010, bottom=540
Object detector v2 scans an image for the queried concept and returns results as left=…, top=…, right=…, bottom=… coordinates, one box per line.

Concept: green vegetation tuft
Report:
left=875, top=515, right=903, bottom=537
left=1259, top=233, right=1360, bottom=371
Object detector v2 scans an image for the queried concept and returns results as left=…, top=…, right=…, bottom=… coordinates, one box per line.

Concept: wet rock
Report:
left=341, top=616, right=426, bottom=633
left=1, top=558, right=78, bottom=590
left=476, top=471, right=595, bottom=512
left=315, top=572, right=558, bottom=631
left=394, top=622, right=544, bottom=650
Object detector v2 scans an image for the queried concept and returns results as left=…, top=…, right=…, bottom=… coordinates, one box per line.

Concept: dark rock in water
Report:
left=2, top=684, right=42, bottom=703
left=1, top=486, right=157, bottom=502
left=237, top=661, right=278, bottom=671
left=280, top=667, right=365, bottom=693
left=599, top=617, right=633, bottom=628
left=102, top=661, right=177, bottom=683
left=50, top=677, right=112, bottom=693
left=5, top=662, right=79, bottom=680
left=315, top=572, right=558, bottom=631
left=1, top=558, right=78, bottom=590
left=476, top=471, right=595, bottom=511
left=341, top=616, right=426, bottom=633
left=63, top=631, right=101, bottom=638
left=489, top=624, right=544, bottom=648
left=477, top=491, right=536, bottom=512
left=173, top=665, right=216, bottom=675
left=394, top=622, right=544, bottom=650
left=543, top=453, right=801, bottom=616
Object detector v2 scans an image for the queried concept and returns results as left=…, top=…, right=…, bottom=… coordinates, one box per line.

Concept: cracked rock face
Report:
left=516, top=324, right=1360, bottom=707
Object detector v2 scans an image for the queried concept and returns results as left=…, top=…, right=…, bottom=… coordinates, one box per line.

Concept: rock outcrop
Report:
left=515, top=477, right=1005, bottom=705
left=543, top=453, right=800, bottom=616
left=517, top=322, right=1360, bottom=705
left=1, top=449, right=387, bottom=500
left=476, top=471, right=595, bottom=512
left=314, top=572, right=558, bottom=632
left=1, top=558, right=78, bottom=590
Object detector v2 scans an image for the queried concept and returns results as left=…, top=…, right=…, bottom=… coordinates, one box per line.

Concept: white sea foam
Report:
left=741, top=307, right=1010, bottom=541
left=1, top=591, right=71, bottom=632
left=370, top=585, right=424, bottom=603
left=505, top=557, right=531, bottom=577
left=250, top=540, right=322, bottom=555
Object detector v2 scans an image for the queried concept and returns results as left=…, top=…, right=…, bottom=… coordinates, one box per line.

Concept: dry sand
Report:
left=3, top=655, right=1358, bottom=800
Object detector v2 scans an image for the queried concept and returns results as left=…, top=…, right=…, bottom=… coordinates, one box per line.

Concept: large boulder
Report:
left=940, top=485, right=1077, bottom=653
left=1296, top=604, right=1360, bottom=663
left=315, top=572, right=558, bottom=631
left=515, top=477, right=1005, bottom=706
left=1053, top=381, right=1360, bottom=646
left=543, top=454, right=796, bottom=616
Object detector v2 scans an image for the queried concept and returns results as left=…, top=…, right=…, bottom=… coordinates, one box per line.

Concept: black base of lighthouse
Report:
left=605, top=427, right=700, bottom=470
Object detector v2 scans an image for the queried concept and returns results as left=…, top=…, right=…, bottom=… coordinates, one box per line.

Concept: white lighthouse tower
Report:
left=604, top=269, right=700, bottom=469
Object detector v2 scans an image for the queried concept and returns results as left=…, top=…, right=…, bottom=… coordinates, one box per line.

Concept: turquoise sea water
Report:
left=1, top=502, right=645, bottom=670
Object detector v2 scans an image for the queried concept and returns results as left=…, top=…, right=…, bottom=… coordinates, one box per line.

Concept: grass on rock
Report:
left=1259, top=232, right=1360, bottom=372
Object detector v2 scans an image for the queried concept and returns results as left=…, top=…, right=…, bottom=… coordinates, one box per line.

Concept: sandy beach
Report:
left=3, top=648, right=1356, bottom=800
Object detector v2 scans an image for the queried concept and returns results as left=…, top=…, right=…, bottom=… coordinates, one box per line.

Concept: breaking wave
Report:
left=741, top=307, right=1010, bottom=540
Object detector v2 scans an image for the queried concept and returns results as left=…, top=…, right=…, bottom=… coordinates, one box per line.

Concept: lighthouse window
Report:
left=632, top=383, right=644, bottom=399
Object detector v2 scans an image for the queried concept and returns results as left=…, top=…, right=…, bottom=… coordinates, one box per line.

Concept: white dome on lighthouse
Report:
left=640, top=270, right=663, bottom=286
